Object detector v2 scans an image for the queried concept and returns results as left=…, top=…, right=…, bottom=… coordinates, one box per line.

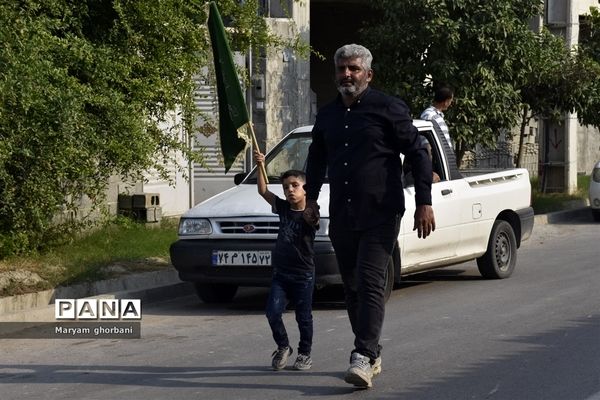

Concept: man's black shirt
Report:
left=305, top=87, right=432, bottom=230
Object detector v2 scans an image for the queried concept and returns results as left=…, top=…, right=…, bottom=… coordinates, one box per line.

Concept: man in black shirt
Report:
left=304, top=44, right=436, bottom=388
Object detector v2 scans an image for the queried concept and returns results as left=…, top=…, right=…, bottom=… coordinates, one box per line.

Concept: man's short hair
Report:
left=334, top=44, right=373, bottom=71
left=433, top=84, right=454, bottom=103
left=281, top=169, right=306, bottom=183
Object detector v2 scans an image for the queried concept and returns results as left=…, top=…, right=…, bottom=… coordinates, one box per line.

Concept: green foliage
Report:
left=580, top=7, right=600, bottom=62
left=0, top=0, right=306, bottom=258
left=516, top=7, right=600, bottom=139
left=575, top=7, right=600, bottom=127
left=361, top=0, right=600, bottom=166
left=363, top=0, right=545, bottom=162
left=519, top=29, right=578, bottom=119
left=513, top=28, right=586, bottom=166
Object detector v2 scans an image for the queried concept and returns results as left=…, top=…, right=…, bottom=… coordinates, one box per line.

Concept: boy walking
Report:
left=254, top=149, right=318, bottom=371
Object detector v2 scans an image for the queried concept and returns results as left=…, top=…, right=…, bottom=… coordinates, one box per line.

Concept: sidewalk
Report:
left=0, top=269, right=194, bottom=324
left=0, top=206, right=594, bottom=325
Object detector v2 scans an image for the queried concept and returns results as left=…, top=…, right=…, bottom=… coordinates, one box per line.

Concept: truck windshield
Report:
left=244, top=133, right=327, bottom=183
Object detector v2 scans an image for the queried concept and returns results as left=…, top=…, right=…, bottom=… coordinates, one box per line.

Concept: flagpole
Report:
left=247, top=123, right=269, bottom=184
left=207, top=1, right=269, bottom=183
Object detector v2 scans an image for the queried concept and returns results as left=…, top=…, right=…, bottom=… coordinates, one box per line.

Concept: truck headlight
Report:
left=179, top=218, right=212, bottom=235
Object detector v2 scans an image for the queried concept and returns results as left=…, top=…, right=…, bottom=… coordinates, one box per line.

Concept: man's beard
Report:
left=336, top=80, right=367, bottom=96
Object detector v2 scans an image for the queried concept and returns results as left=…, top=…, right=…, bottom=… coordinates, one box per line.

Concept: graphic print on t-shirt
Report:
left=279, top=213, right=300, bottom=244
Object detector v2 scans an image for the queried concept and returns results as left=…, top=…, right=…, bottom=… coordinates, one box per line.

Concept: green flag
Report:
left=207, top=1, right=250, bottom=173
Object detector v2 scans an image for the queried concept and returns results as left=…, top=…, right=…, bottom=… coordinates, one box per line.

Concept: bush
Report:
left=0, top=0, right=306, bottom=258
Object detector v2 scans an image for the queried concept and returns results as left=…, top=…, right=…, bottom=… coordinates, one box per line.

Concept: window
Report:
left=244, top=133, right=317, bottom=183
left=259, top=0, right=293, bottom=18
left=402, top=130, right=446, bottom=187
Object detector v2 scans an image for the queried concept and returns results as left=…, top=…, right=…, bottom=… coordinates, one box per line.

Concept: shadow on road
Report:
left=0, top=363, right=355, bottom=396
left=1, top=316, right=597, bottom=399
left=147, top=267, right=488, bottom=317
left=542, top=207, right=597, bottom=225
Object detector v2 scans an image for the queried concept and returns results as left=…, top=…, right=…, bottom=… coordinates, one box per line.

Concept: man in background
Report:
left=420, top=84, right=454, bottom=152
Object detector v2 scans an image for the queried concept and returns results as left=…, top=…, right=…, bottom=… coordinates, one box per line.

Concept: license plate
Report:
left=211, top=250, right=272, bottom=266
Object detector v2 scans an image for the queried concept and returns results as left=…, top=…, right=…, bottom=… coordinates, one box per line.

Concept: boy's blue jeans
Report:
left=265, top=270, right=315, bottom=355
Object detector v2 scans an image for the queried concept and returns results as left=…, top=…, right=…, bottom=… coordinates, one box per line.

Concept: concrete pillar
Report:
left=565, top=114, right=579, bottom=193
left=564, top=0, right=578, bottom=193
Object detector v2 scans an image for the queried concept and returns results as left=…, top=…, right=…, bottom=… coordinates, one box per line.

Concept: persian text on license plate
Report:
left=212, top=250, right=272, bottom=266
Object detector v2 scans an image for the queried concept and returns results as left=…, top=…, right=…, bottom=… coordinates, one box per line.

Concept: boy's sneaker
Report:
left=271, top=346, right=292, bottom=370
left=372, top=356, right=382, bottom=376
left=344, top=352, right=374, bottom=388
left=293, top=354, right=312, bottom=370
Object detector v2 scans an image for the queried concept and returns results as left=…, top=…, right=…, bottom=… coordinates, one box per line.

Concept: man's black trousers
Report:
left=329, top=213, right=401, bottom=361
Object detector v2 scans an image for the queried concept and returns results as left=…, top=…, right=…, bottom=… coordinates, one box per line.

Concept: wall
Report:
left=141, top=108, right=192, bottom=216
left=263, top=5, right=312, bottom=151
left=578, top=125, right=600, bottom=173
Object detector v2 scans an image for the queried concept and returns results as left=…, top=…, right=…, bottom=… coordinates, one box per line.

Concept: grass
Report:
left=531, top=174, right=591, bottom=214
left=0, top=217, right=179, bottom=297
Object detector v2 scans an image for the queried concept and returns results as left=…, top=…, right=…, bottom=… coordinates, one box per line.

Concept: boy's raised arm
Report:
left=253, top=149, right=276, bottom=207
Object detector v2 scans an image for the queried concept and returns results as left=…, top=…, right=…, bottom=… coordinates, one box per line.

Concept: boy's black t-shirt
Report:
left=272, top=197, right=316, bottom=274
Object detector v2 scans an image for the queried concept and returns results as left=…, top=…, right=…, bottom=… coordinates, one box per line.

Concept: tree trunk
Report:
left=516, top=105, right=530, bottom=168
left=456, top=141, right=465, bottom=168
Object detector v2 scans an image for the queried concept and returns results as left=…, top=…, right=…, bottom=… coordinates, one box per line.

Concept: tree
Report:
left=362, top=1, right=600, bottom=169
left=514, top=29, right=583, bottom=167
left=515, top=7, right=600, bottom=167
left=575, top=7, right=600, bottom=128
left=580, top=7, right=600, bottom=62
left=362, top=0, right=546, bottom=164
left=0, top=0, right=306, bottom=257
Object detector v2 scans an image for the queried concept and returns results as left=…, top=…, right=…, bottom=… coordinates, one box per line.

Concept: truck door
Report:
left=399, top=129, right=463, bottom=271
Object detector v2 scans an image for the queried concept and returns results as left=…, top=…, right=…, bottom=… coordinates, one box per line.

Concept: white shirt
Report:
left=420, top=106, right=453, bottom=149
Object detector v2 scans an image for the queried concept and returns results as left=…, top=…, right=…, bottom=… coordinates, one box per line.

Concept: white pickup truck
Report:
left=170, top=121, right=534, bottom=303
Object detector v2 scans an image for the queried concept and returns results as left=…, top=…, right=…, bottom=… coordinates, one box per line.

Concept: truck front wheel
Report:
left=194, top=283, right=238, bottom=303
left=477, top=220, right=517, bottom=279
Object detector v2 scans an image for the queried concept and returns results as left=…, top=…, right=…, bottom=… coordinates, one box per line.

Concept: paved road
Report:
left=1, top=219, right=599, bottom=400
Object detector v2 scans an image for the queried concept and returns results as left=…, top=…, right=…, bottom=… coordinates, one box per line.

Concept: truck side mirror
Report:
left=234, top=173, right=247, bottom=185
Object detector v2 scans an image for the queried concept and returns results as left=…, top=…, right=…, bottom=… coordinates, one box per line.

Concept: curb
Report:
left=533, top=206, right=593, bottom=225
left=0, top=269, right=194, bottom=323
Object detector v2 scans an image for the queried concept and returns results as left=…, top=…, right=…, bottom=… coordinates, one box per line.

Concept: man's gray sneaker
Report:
left=344, top=352, right=373, bottom=388
left=372, top=356, right=382, bottom=376
left=293, top=354, right=312, bottom=370
left=271, top=346, right=292, bottom=370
